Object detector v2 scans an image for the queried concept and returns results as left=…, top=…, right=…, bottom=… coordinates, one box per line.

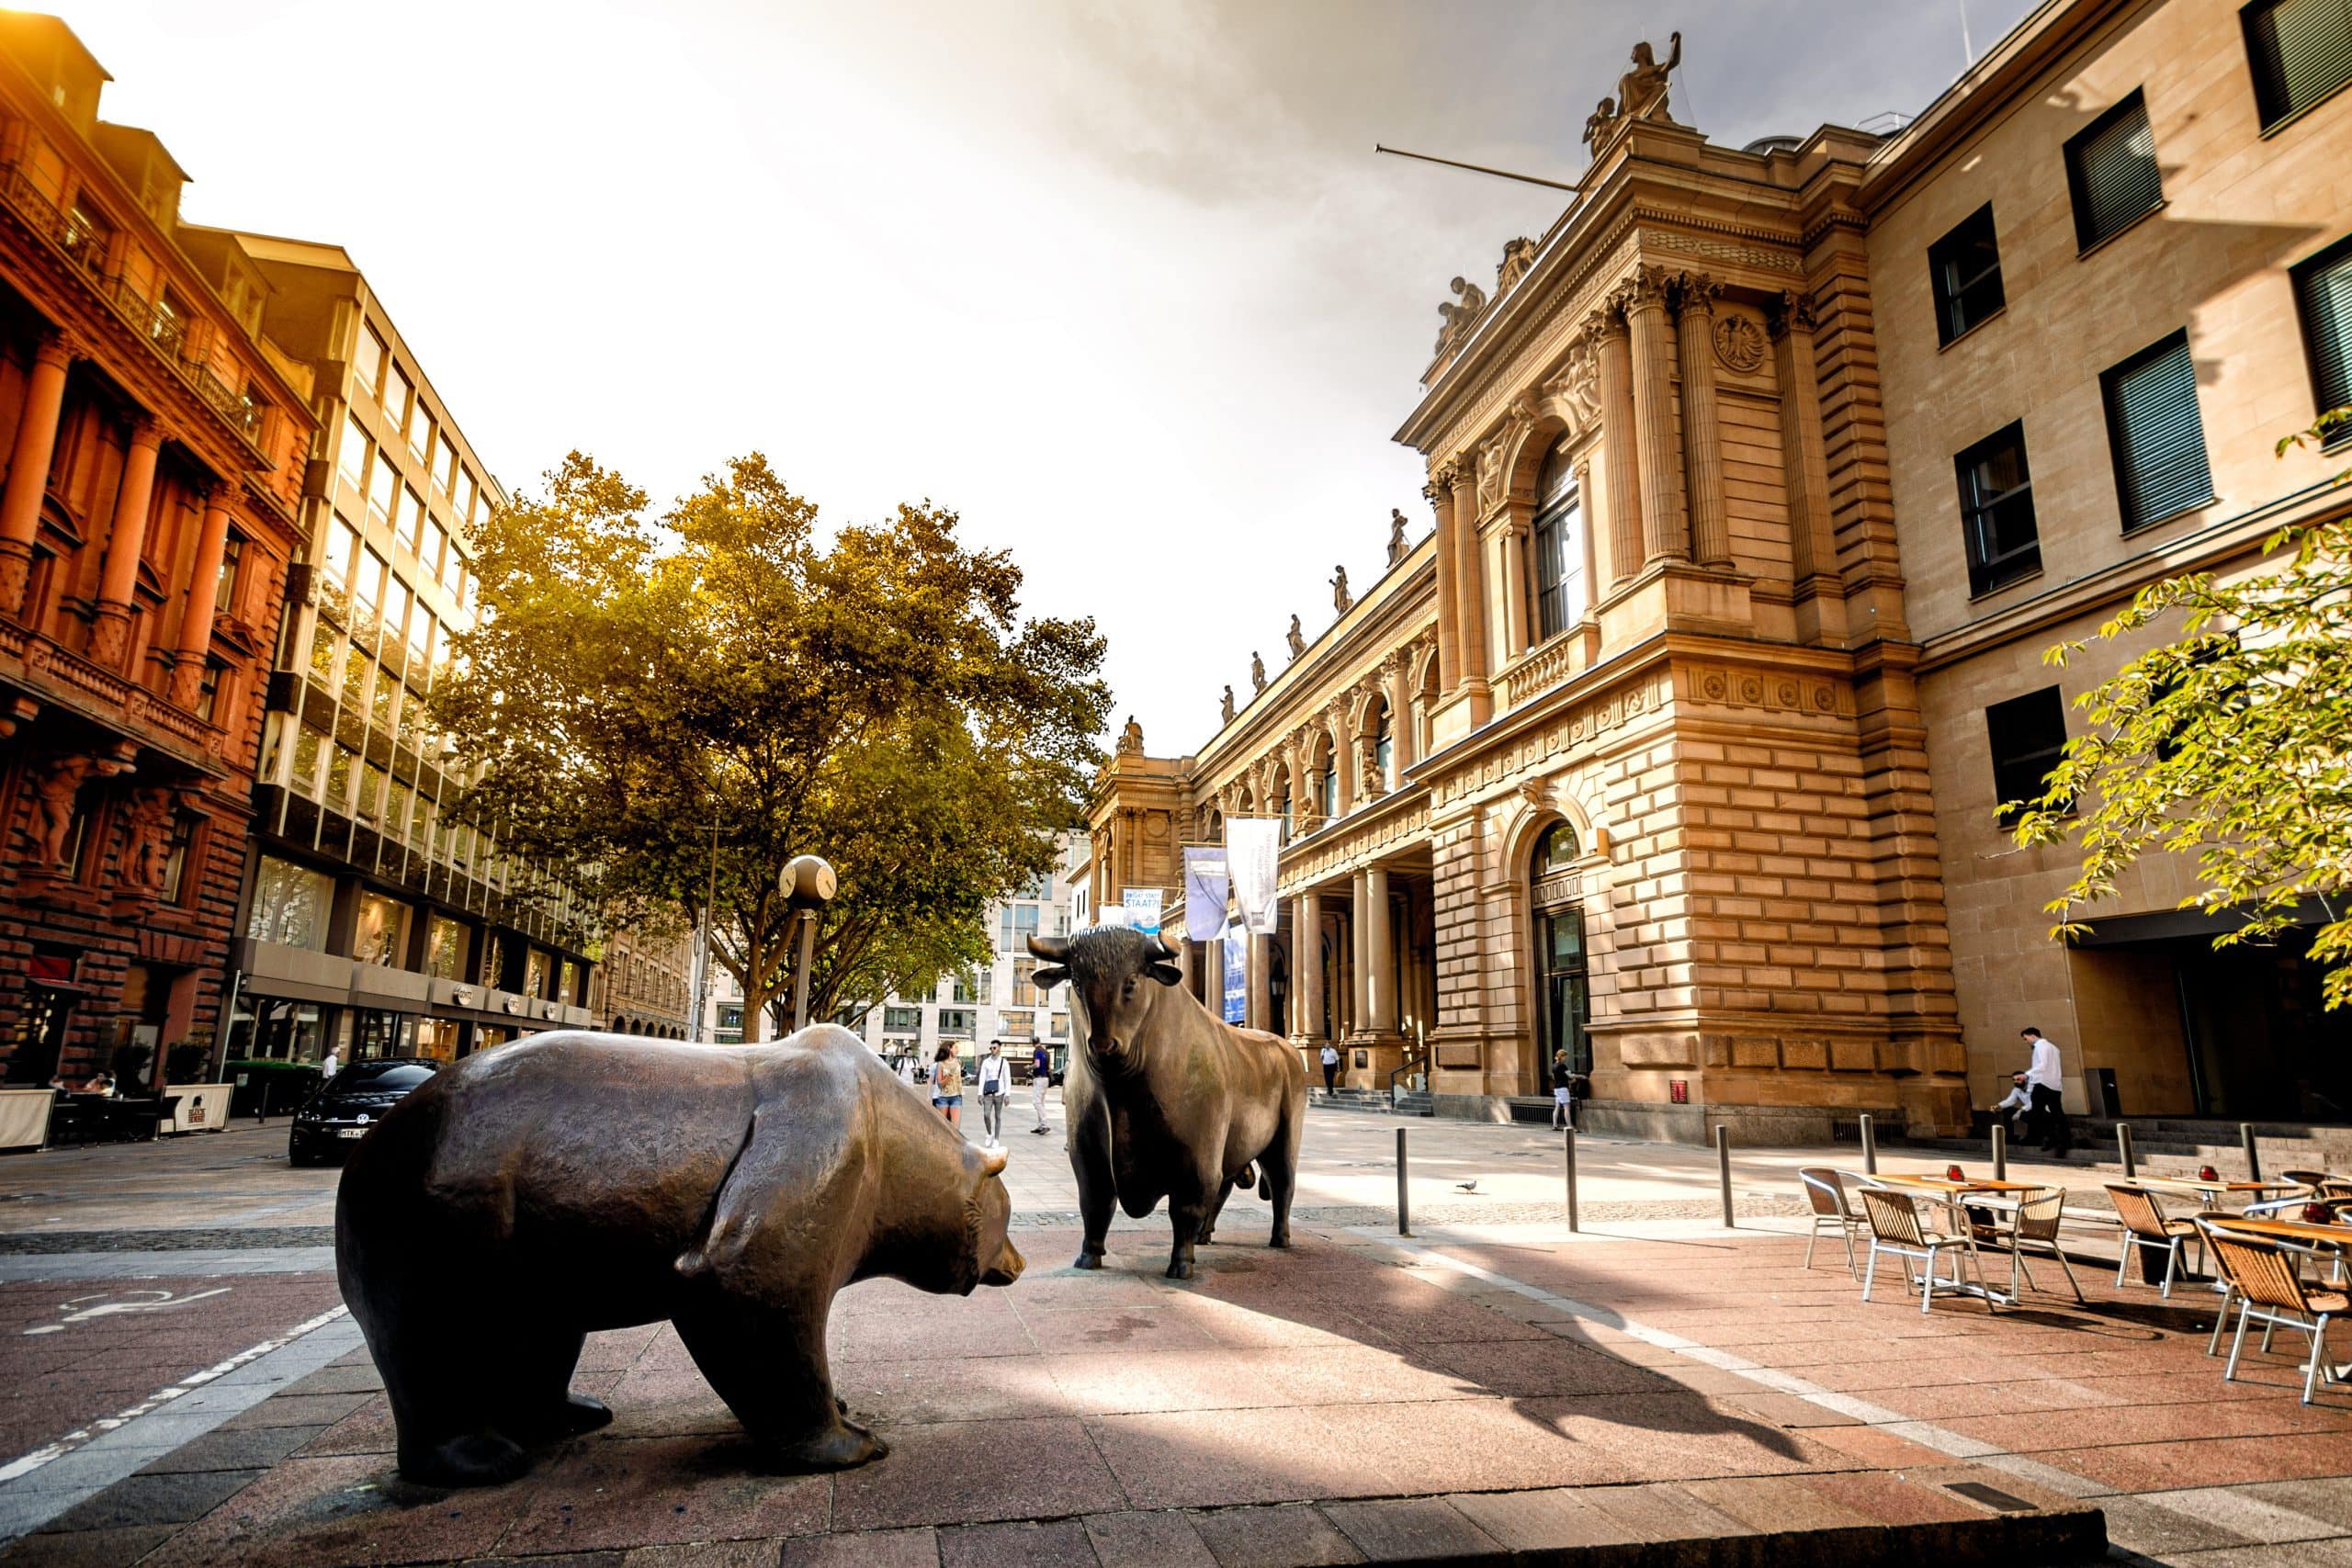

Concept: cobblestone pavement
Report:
left=0, top=1101, right=2319, bottom=1564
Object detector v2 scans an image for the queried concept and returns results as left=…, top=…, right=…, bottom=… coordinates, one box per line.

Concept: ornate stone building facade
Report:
left=0, top=16, right=317, bottom=1089
left=1092, top=0, right=2352, bottom=1138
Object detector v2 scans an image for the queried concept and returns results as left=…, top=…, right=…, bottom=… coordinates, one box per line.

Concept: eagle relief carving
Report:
left=1712, top=310, right=1767, bottom=374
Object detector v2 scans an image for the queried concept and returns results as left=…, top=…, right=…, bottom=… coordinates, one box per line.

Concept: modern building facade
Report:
left=1861, top=0, right=2352, bottom=1122
left=0, top=15, right=317, bottom=1090
left=215, top=236, right=597, bottom=1065
left=1091, top=0, right=2352, bottom=1139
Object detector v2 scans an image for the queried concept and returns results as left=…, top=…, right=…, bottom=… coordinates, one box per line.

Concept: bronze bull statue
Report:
left=335, top=1026, right=1023, bottom=1486
left=1030, top=926, right=1306, bottom=1280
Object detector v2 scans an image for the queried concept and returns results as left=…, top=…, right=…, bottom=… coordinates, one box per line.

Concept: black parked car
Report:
left=288, top=1058, right=440, bottom=1166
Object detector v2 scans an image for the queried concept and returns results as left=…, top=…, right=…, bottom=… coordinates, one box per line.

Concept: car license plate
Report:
left=337, top=1128, right=366, bottom=1139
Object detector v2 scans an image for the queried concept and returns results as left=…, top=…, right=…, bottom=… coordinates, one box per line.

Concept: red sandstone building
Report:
left=0, top=16, right=315, bottom=1089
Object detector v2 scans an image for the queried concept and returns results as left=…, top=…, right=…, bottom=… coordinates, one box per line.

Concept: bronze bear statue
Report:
left=1030, top=927, right=1306, bottom=1280
left=334, top=1025, right=1023, bottom=1487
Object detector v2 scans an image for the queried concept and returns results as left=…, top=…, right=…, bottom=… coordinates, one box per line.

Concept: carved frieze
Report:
left=1684, top=663, right=1847, bottom=717
left=1429, top=669, right=1673, bottom=809
left=1276, top=796, right=1431, bottom=895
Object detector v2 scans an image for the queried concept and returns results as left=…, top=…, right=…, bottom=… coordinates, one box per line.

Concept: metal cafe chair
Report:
left=1996, top=1187, right=2086, bottom=1304
left=2107, top=1183, right=2204, bottom=1299
left=1858, top=1187, right=1995, bottom=1314
left=1798, top=1167, right=1867, bottom=1278
left=2205, top=1226, right=2347, bottom=1404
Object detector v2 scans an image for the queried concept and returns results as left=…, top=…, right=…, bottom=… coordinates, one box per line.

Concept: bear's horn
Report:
left=1027, top=934, right=1071, bottom=961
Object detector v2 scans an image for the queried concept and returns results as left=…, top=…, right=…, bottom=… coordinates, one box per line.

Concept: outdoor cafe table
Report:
left=1870, top=1175, right=2044, bottom=1305
left=2131, top=1176, right=2301, bottom=1210
left=2202, top=1213, right=2352, bottom=1247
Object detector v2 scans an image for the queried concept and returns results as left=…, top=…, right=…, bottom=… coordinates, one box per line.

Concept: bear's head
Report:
left=844, top=1034, right=1024, bottom=1295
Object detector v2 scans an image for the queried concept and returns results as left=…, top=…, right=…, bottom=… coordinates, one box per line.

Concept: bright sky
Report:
left=57, top=0, right=2035, bottom=756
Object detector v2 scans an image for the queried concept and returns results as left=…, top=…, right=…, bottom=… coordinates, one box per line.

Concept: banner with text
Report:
left=1182, top=847, right=1230, bottom=943
left=1121, top=887, right=1162, bottom=935
left=1221, top=924, right=1247, bottom=1025
left=1224, top=817, right=1281, bottom=936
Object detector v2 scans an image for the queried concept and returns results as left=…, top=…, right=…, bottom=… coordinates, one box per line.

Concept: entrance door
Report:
left=1537, top=905, right=1590, bottom=1079
left=2176, top=931, right=2352, bottom=1120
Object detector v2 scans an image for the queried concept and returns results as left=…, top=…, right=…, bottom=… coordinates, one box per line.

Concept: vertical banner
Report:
left=1121, top=887, right=1162, bottom=935
left=1182, top=847, right=1229, bottom=943
left=1221, top=925, right=1247, bottom=1025
left=1224, top=817, right=1281, bottom=936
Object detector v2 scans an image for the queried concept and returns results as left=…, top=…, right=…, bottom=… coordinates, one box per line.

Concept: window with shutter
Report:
left=1985, top=688, right=2073, bottom=825
left=1928, top=204, right=2006, bottom=345
left=2102, top=331, right=2214, bottom=530
left=1953, top=423, right=2041, bottom=597
left=2244, top=0, right=2352, bottom=130
left=2292, top=232, right=2352, bottom=446
left=2064, top=90, right=2164, bottom=251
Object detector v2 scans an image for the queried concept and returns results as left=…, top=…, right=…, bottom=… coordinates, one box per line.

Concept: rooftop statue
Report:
left=1331, top=565, right=1352, bottom=614
left=1286, top=615, right=1305, bottom=658
left=1251, top=651, right=1267, bottom=693
left=1497, top=235, right=1540, bottom=293
left=1616, top=32, right=1681, bottom=127
left=1388, top=508, right=1409, bottom=566
left=1220, top=684, right=1236, bottom=724
left=1116, top=714, right=1145, bottom=756
left=1581, top=96, right=1618, bottom=155
left=1432, top=275, right=1488, bottom=360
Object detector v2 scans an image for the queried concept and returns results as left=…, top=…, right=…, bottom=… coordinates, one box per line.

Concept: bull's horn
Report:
left=978, top=1145, right=1010, bottom=1178
left=1027, top=934, right=1071, bottom=960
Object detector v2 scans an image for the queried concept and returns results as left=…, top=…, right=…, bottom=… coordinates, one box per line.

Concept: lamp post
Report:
left=781, top=854, right=838, bottom=1034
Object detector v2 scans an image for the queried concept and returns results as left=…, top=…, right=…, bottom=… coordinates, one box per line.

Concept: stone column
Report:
left=1349, top=871, right=1370, bottom=1036
left=1673, top=274, right=1733, bottom=569
left=1770, top=289, right=1834, bottom=583
left=88, top=419, right=164, bottom=670
left=1450, top=465, right=1487, bottom=690
left=1500, top=524, right=1529, bottom=657
left=1595, top=309, right=1642, bottom=587
left=1427, top=474, right=1459, bottom=695
left=1329, top=705, right=1355, bottom=817
left=1246, top=930, right=1271, bottom=1033
left=1295, top=890, right=1323, bottom=1040
left=1623, top=270, right=1690, bottom=565
left=0, top=331, right=74, bottom=615
left=1383, top=654, right=1413, bottom=786
left=1365, top=866, right=1396, bottom=1035
left=167, top=484, right=234, bottom=708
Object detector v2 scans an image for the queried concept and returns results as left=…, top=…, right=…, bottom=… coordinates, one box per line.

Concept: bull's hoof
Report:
left=1072, top=1250, right=1105, bottom=1270
left=764, top=1423, right=888, bottom=1472
left=1165, top=1258, right=1195, bottom=1280
left=1269, top=1228, right=1293, bottom=1250
left=511, top=1393, right=613, bottom=1441
left=400, top=1431, right=531, bottom=1488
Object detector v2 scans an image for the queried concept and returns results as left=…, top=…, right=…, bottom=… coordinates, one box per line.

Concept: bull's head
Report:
left=1028, top=928, right=1182, bottom=1073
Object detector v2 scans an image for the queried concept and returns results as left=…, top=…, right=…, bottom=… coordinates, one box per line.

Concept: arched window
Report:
left=1278, top=774, right=1293, bottom=840
left=1317, top=750, right=1338, bottom=818
left=1531, top=819, right=1589, bottom=1080
left=1532, top=443, right=1586, bottom=642
left=1371, top=699, right=1393, bottom=782
left=1534, top=820, right=1579, bottom=873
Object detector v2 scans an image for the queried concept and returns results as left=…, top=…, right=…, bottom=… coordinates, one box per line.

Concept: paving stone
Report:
left=1579, top=1482, right=1758, bottom=1541
left=2097, top=1494, right=2257, bottom=1558
left=1319, top=1497, right=1499, bottom=1562
left=936, top=1517, right=1094, bottom=1567
left=618, top=1542, right=783, bottom=1568
left=1678, top=1476, right=1881, bottom=1535
left=1189, top=1503, right=1363, bottom=1567
left=831, top=1417, right=1123, bottom=1530
left=776, top=1529, right=937, bottom=1568
left=212, top=1393, right=372, bottom=1431
left=137, top=1425, right=324, bottom=1475
left=495, top=1436, right=829, bottom=1553
left=275, top=1366, right=384, bottom=1397
left=3, top=1524, right=179, bottom=1568
left=1445, top=1487, right=1645, bottom=1553
left=2242, top=1475, right=2352, bottom=1529
left=41, top=1467, right=266, bottom=1531
left=2142, top=1484, right=2348, bottom=1545
left=1080, top=1509, right=1216, bottom=1567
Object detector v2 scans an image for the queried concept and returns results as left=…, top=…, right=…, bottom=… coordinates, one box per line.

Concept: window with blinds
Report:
left=2292, top=232, right=2352, bottom=446
left=2102, top=330, right=2214, bottom=530
left=1954, top=422, right=2041, bottom=597
left=2064, top=90, right=2164, bottom=251
left=1928, top=204, right=2005, bottom=345
left=2244, top=0, right=2352, bottom=131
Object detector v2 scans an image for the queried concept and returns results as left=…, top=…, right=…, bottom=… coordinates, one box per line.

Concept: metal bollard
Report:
left=1859, top=1112, right=1878, bottom=1176
left=1992, top=1122, right=2007, bottom=1182
left=2118, top=1122, right=2136, bottom=1179
left=1565, top=1128, right=1580, bottom=1234
left=2242, top=1122, right=2262, bottom=1183
left=1716, top=1123, right=1735, bottom=1229
left=1396, top=1126, right=1411, bottom=1237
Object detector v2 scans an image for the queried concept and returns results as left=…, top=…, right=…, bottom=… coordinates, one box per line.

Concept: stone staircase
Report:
left=1912, top=1117, right=2352, bottom=1179
left=1307, top=1087, right=1432, bottom=1117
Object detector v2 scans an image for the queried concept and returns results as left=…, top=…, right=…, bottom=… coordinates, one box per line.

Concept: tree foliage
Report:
left=433, top=452, right=1110, bottom=1034
left=2011, top=411, right=2352, bottom=1004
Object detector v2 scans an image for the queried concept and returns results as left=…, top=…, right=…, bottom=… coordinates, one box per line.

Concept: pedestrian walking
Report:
left=1030, top=1041, right=1053, bottom=1134
left=976, top=1040, right=1011, bottom=1149
left=1550, top=1048, right=1576, bottom=1131
left=932, top=1043, right=964, bottom=1131
left=321, top=1046, right=342, bottom=1083
left=2020, top=1024, right=2072, bottom=1158
left=1319, top=1043, right=1340, bottom=1096
left=896, top=1051, right=918, bottom=1089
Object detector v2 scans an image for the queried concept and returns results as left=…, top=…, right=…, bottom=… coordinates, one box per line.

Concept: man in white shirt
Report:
left=2020, top=1026, right=2072, bottom=1158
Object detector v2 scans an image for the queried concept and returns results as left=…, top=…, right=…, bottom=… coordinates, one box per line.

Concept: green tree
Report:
left=434, top=452, right=1109, bottom=1035
left=2011, top=411, right=2352, bottom=1004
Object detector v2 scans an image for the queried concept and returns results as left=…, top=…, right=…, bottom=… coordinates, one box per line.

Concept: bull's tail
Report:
left=1257, top=1170, right=1272, bottom=1200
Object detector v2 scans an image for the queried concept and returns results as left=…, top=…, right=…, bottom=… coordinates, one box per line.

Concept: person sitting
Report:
left=1989, top=1072, right=2032, bottom=1136
left=80, top=1071, right=116, bottom=1097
